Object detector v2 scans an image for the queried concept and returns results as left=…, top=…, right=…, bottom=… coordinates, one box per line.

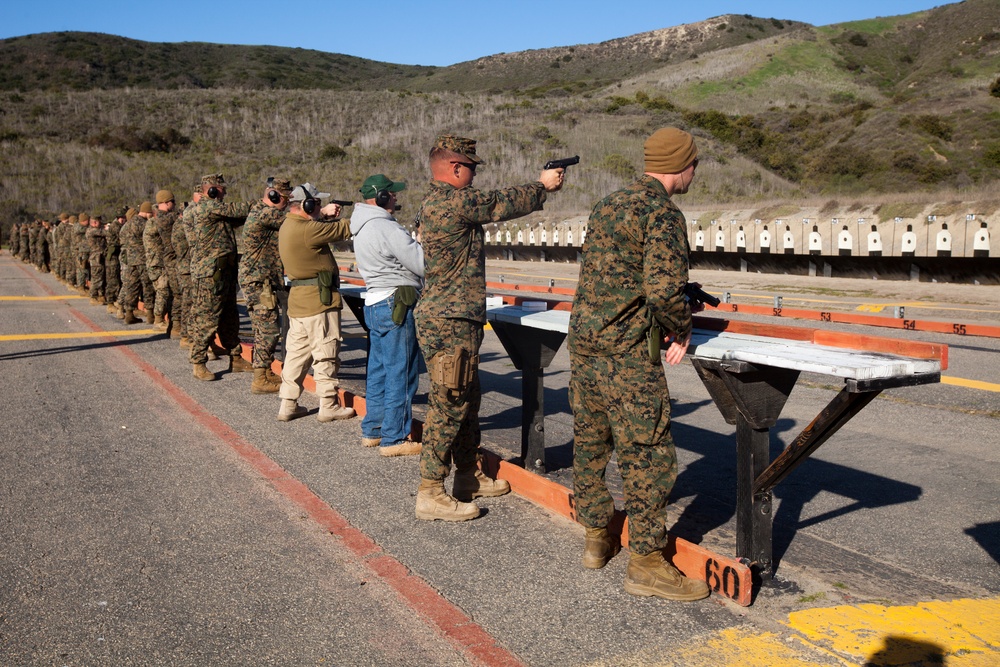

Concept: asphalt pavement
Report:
left=2, top=253, right=998, bottom=666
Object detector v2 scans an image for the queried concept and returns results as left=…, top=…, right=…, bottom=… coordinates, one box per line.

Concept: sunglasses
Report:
left=451, top=160, right=478, bottom=173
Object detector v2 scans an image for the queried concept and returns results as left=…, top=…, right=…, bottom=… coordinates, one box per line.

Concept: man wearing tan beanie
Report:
left=568, top=127, right=709, bottom=602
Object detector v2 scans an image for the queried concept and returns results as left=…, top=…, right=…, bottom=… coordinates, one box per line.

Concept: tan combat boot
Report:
left=317, top=395, right=355, bottom=422
left=144, top=308, right=155, bottom=324
left=452, top=468, right=510, bottom=502
left=264, top=367, right=282, bottom=385
left=179, top=337, right=190, bottom=349
left=582, top=526, right=621, bottom=569
left=277, top=398, right=308, bottom=422
left=251, top=368, right=280, bottom=394
left=123, top=310, right=139, bottom=325
left=106, top=303, right=115, bottom=314
left=228, top=355, right=253, bottom=373
left=192, top=363, right=215, bottom=381
left=152, top=315, right=167, bottom=331
left=624, top=551, right=711, bottom=601
left=378, top=438, right=421, bottom=457
left=114, top=304, right=125, bottom=319
left=415, top=479, right=480, bottom=522
left=88, top=297, right=100, bottom=306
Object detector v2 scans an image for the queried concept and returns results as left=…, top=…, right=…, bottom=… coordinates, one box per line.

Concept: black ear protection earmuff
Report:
left=302, top=197, right=318, bottom=215
left=266, top=177, right=282, bottom=204
left=375, top=188, right=391, bottom=208
left=208, top=186, right=221, bottom=199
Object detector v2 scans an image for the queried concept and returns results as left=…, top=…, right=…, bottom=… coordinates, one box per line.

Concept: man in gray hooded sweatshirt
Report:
left=350, top=174, right=425, bottom=457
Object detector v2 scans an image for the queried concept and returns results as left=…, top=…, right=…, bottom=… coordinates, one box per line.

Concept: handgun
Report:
left=683, top=283, right=721, bottom=308
left=330, top=199, right=354, bottom=207
left=543, top=155, right=580, bottom=170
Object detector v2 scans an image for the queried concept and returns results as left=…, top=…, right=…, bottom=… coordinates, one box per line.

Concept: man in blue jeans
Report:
left=349, top=174, right=425, bottom=456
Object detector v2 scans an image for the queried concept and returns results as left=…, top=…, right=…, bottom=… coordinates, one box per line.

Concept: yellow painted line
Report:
left=651, top=597, right=1000, bottom=667
left=0, top=329, right=157, bottom=342
left=941, top=375, right=1000, bottom=393
left=0, top=295, right=87, bottom=301
left=788, top=598, right=1000, bottom=666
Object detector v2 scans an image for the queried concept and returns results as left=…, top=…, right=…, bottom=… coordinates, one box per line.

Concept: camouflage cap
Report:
left=201, top=173, right=226, bottom=187
left=155, top=189, right=175, bottom=204
left=266, top=177, right=293, bottom=196
left=433, top=135, right=484, bottom=165
left=116, top=206, right=128, bottom=218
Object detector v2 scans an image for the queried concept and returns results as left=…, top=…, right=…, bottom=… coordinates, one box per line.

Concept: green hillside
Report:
left=1, top=0, right=998, bottom=229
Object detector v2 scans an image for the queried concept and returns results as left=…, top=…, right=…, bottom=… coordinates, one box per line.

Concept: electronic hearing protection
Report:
left=302, top=197, right=318, bottom=215
left=266, top=177, right=282, bottom=204
left=375, top=188, right=392, bottom=208
left=208, top=186, right=221, bottom=199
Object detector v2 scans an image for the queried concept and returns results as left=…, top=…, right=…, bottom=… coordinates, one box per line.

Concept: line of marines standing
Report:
left=7, top=126, right=710, bottom=602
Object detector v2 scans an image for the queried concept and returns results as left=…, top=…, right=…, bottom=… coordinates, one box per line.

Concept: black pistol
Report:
left=683, top=283, right=721, bottom=308
left=330, top=199, right=354, bottom=207
left=543, top=155, right=580, bottom=170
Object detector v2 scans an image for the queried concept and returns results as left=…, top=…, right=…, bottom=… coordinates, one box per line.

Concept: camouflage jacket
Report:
left=188, top=198, right=251, bottom=280
left=238, top=201, right=286, bottom=286
left=568, top=175, right=692, bottom=357
left=144, top=210, right=178, bottom=279
left=105, top=220, right=122, bottom=254
left=172, top=210, right=191, bottom=274
left=72, top=223, right=89, bottom=256
left=85, top=226, right=106, bottom=254
left=9, top=225, right=19, bottom=252
left=415, top=179, right=546, bottom=323
left=121, top=216, right=148, bottom=267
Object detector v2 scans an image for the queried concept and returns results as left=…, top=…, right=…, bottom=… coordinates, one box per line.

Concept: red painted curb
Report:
left=53, top=301, right=527, bottom=667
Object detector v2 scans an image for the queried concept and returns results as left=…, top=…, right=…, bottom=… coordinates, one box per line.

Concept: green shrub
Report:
left=600, top=153, right=636, bottom=180
left=914, top=115, right=954, bottom=141
left=990, top=77, right=1000, bottom=99
left=319, top=144, right=347, bottom=160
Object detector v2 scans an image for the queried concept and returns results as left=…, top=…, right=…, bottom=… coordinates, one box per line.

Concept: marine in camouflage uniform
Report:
left=120, top=204, right=155, bottom=324
left=58, top=216, right=76, bottom=283
left=18, top=223, right=30, bottom=262
left=413, top=134, right=563, bottom=521
left=9, top=222, right=21, bottom=259
left=73, top=213, right=92, bottom=291
left=86, top=214, right=107, bottom=303
left=104, top=209, right=125, bottom=312
left=174, top=187, right=201, bottom=345
left=568, top=127, right=708, bottom=601
left=145, top=191, right=179, bottom=330
left=187, top=174, right=253, bottom=378
left=238, top=178, right=291, bottom=392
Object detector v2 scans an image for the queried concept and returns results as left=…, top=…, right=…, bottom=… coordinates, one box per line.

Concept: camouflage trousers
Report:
left=174, top=272, right=192, bottom=339
left=151, top=271, right=173, bottom=320
left=119, top=264, right=155, bottom=312
left=188, top=274, right=242, bottom=365
left=105, top=255, right=122, bottom=304
left=569, top=345, right=678, bottom=556
left=75, top=252, right=90, bottom=290
left=414, top=316, right=483, bottom=482
left=88, top=253, right=105, bottom=299
left=241, top=280, right=280, bottom=369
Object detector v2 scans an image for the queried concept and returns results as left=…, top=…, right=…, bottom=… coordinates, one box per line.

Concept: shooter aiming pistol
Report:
left=544, top=155, right=580, bottom=170
left=330, top=199, right=354, bottom=207
left=683, top=283, right=721, bottom=308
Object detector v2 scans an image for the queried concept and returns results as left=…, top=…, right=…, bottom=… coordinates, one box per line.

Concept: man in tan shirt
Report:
left=276, top=183, right=356, bottom=422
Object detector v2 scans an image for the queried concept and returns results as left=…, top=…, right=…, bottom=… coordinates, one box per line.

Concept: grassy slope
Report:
left=0, top=0, right=998, bottom=227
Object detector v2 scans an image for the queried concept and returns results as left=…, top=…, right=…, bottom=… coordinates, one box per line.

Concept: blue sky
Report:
left=2, top=0, right=954, bottom=67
